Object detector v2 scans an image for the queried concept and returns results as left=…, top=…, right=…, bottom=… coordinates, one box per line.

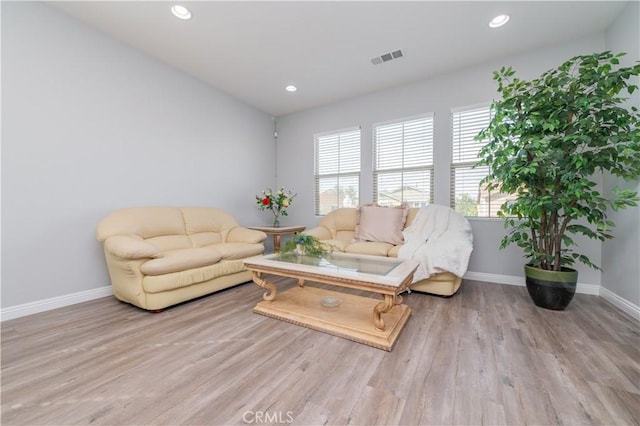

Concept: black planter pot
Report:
left=524, top=265, right=578, bottom=310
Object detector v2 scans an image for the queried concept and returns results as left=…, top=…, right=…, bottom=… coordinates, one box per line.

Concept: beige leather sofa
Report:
left=96, top=207, right=267, bottom=311
left=304, top=206, right=472, bottom=296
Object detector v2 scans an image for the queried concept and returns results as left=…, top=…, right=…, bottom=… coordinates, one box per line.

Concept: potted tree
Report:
left=477, top=51, right=640, bottom=310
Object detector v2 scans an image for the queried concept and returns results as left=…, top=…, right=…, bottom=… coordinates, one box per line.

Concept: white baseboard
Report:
left=464, top=271, right=524, bottom=287
left=599, top=287, right=640, bottom=321
left=463, top=271, right=601, bottom=295
left=1, top=286, right=112, bottom=321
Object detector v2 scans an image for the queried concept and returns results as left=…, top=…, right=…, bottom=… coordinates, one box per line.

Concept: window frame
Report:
left=372, top=113, right=435, bottom=208
left=313, top=126, right=361, bottom=216
left=451, top=103, right=500, bottom=218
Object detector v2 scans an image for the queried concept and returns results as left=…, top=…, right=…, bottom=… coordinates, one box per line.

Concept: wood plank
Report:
left=1, top=279, right=639, bottom=425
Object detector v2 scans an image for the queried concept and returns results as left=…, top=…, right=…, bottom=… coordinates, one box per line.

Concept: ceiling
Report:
left=49, top=1, right=628, bottom=117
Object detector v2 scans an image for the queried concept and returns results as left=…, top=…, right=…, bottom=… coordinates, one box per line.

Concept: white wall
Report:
left=276, top=35, right=607, bottom=286
left=1, top=2, right=275, bottom=308
left=602, top=1, right=640, bottom=306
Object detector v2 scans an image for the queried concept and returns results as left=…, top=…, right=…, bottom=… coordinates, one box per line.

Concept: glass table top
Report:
left=272, top=252, right=401, bottom=276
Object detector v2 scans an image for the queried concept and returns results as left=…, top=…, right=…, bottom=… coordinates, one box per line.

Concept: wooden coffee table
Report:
left=243, top=252, right=419, bottom=351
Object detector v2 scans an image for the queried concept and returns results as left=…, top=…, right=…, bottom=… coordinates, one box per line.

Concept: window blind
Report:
left=451, top=104, right=514, bottom=217
left=314, top=128, right=361, bottom=215
left=373, top=114, right=434, bottom=207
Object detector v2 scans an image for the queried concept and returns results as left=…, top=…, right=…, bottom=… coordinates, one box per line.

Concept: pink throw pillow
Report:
left=352, top=203, right=409, bottom=245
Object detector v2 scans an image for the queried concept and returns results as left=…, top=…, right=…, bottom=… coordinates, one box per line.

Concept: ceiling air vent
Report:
left=371, top=49, right=403, bottom=65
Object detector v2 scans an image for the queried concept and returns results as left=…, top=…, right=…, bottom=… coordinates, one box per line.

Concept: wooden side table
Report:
left=248, top=225, right=306, bottom=252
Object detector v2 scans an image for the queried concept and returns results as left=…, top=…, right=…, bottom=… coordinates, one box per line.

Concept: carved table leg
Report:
left=394, top=294, right=403, bottom=305
left=373, top=295, right=395, bottom=331
left=252, top=271, right=277, bottom=301
left=298, top=278, right=305, bottom=288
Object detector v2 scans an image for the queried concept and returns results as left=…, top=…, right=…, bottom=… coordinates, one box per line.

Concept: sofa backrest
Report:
left=181, top=207, right=239, bottom=247
left=96, top=207, right=240, bottom=251
left=317, top=207, right=422, bottom=242
left=97, top=207, right=184, bottom=239
left=405, top=208, right=419, bottom=228
left=316, top=208, right=358, bottom=241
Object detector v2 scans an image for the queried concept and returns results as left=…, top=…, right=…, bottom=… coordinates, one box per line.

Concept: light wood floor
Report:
left=2, top=278, right=639, bottom=425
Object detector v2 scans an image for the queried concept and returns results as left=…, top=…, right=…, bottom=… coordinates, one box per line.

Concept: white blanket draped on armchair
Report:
left=398, top=204, right=474, bottom=283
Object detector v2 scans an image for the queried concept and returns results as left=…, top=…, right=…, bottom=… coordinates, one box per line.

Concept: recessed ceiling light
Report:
left=285, top=85, right=297, bottom=92
left=171, top=5, right=192, bottom=20
left=489, top=14, right=510, bottom=28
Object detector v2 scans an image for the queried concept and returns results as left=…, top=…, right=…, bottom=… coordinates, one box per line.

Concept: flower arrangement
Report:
left=255, top=186, right=297, bottom=227
left=281, top=233, right=332, bottom=258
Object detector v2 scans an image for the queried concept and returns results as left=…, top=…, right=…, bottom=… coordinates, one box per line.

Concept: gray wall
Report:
left=602, top=0, right=640, bottom=306
left=276, top=35, right=607, bottom=286
left=2, top=2, right=636, bottom=312
left=1, top=2, right=275, bottom=308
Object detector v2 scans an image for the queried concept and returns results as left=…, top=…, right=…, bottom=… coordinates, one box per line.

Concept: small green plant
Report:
left=281, top=233, right=331, bottom=258
left=477, top=51, right=640, bottom=271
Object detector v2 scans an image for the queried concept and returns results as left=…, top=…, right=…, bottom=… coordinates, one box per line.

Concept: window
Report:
left=373, top=114, right=434, bottom=207
left=314, top=128, right=361, bottom=215
left=451, top=104, right=514, bottom=217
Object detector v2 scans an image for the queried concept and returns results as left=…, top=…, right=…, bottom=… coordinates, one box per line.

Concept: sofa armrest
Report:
left=227, top=227, right=267, bottom=244
left=104, top=236, right=162, bottom=260
left=304, top=226, right=332, bottom=241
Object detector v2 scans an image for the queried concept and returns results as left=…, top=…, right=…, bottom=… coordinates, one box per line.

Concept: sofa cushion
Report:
left=190, top=232, right=224, bottom=247
left=321, top=239, right=349, bottom=253
left=140, top=248, right=222, bottom=276
left=345, top=241, right=394, bottom=257
left=227, top=227, right=268, bottom=244
left=352, top=203, right=409, bottom=245
left=142, top=259, right=246, bottom=293
left=205, top=243, right=265, bottom=260
left=145, top=235, right=192, bottom=251
left=387, top=245, right=401, bottom=258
